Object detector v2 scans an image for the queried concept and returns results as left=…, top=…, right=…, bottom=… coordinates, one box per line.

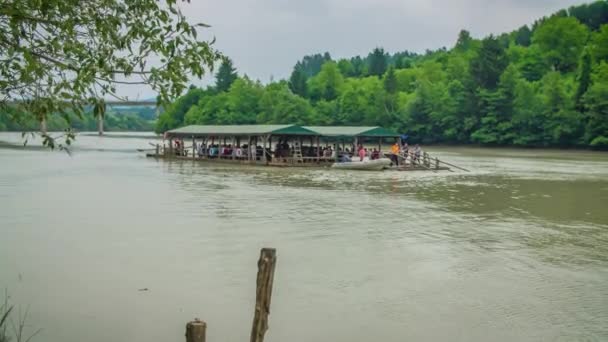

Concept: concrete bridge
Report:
left=9, top=99, right=163, bottom=135
left=104, top=100, right=158, bottom=106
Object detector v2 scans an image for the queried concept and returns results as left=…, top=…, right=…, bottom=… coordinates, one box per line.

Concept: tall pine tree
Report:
left=470, top=35, right=508, bottom=90
left=383, top=66, right=398, bottom=93
left=368, top=47, right=388, bottom=77
left=215, top=57, right=238, bottom=92
left=288, top=68, right=308, bottom=97
left=575, top=48, right=592, bottom=111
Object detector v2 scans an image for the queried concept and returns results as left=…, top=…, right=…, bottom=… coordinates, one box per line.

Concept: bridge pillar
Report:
left=98, top=114, right=104, bottom=136
left=40, top=116, right=47, bottom=135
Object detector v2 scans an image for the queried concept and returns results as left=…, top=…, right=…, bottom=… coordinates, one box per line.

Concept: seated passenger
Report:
left=371, top=148, right=380, bottom=160
left=339, top=153, right=351, bottom=162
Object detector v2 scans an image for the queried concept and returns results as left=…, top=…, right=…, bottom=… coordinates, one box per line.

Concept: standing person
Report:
left=390, top=141, right=400, bottom=166
left=198, top=142, right=205, bottom=157
left=358, top=145, right=366, bottom=161
left=174, top=140, right=181, bottom=156
left=413, top=144, right=421, bottom=162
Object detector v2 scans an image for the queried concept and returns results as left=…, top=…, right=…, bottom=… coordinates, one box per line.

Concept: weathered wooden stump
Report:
left=250, top=248, right=277, bottom=342
left=185, top=318, right=206, bottom=342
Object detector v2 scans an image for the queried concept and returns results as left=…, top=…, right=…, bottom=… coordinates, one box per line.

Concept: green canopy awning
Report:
left=165, top=124, right=399, bottom=139
left=304, top=126, right=399, bottom=138
left=165, top=125, right=317, bottom=138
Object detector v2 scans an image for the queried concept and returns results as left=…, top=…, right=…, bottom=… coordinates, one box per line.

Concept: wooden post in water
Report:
left=185, top=319, right=206, bottom=342
left=250, top=248, right=277, bottom=342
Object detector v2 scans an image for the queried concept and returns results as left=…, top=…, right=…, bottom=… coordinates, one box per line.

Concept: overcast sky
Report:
left=122, top=0, right=588, bottom=98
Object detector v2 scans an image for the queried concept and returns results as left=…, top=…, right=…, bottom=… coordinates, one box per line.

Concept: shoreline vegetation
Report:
left=154, top=1, right=608, bottom=150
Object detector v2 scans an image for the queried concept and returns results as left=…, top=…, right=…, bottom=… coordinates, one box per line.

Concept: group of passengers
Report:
left=177, top=139, right=422, bottom=165
left=343, top=145, right=382, bottom=162
left=389, top=141, right=421, bottom=166
left=193, top=142, right=266, bottom=160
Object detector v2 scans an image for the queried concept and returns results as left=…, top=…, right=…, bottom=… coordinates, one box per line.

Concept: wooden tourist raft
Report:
left=145, top=124, right=455, bottom=171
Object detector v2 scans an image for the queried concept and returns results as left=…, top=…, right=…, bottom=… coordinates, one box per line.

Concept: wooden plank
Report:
left=250, top=248, right=277, bottom=342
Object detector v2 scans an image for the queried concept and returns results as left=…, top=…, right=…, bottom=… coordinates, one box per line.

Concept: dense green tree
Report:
left=368, top=48, right=388, bottom=77
left=511, top=79, right=546, bottom=145
left=591, top=24, right=608, bottom=61
left=154, top=1, right=606, bottom=149
left=294, top=53, right=332, bottom=77
left=224, top=77, right=263, bottom=124
left=288, top=68, right=308, bottom=97
left=394, top=58, right=404, bottom=69
left=337, top=59, right=355, bottom=77
left=257, top=82, right=314, bottom=125
left=215, top=58, right=238, bottom=92
left=515, top=45, right=550, bottom=82
left=471, top=65, right=519, bottom=144
left=441, top=80, right=469, bottom=142
left=349, top=56, right=366, bottom=77
left=532, top=16, right=589, bottom=72
left=383, top=66, right=398, bottom=94
left=540, top=71, right=584, bottom=145
left=395, top=68, right=421, bottom=93
left=567, top=1, right=608, bottom=30
left=446, top=54, right=470, bottom=83
left=156, top=88, right=208, bottom=133
left=583, top=62, right=608, bottom=146
left=404, top=79, right=446, bottom=143
left=311, top=100, right=339, bottom=125
left=470, top=35, right=509, bottom=89
left=514, top=25, right=532, bottom=46
left=575, top=49, right=593, bottom=110
left=338, top=77, right=382, bottom=125
left=308, top=61, right=344, bottom=101
left=455, top=30, right=473, bottom=51
left=1, top=0, right=220, bottom=146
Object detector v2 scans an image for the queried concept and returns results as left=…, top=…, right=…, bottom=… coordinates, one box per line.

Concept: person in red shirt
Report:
left=358, top=145, right=366, bottom=161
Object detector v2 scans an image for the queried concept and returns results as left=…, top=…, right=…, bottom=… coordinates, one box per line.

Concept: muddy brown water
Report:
left=1, top=132, right=607, bottom=341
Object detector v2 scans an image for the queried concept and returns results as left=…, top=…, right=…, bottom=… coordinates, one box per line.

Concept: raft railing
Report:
left=396, top=151, right=470, bottom=172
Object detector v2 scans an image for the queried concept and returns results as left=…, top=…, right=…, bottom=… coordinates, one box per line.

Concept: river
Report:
left=1, top=132, right=607, bottom=342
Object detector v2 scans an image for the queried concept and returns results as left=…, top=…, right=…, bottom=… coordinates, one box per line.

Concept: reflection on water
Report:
left=1, top=133, right=608, bottom=342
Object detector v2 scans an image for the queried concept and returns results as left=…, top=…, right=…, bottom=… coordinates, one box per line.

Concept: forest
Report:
left=157, top=1, right=608, bottom=148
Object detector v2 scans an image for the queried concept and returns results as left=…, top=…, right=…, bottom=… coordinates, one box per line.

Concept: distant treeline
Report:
left=157, top=1, right=608, bottom=149
left=0, top=107, right=156, bottom=132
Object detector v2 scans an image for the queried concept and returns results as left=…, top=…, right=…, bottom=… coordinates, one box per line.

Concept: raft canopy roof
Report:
left=165, top=124, right=399, bottom=138
left=165, top=124, right=317, bottom=137
left=303, top=126, right=399, bottom=138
